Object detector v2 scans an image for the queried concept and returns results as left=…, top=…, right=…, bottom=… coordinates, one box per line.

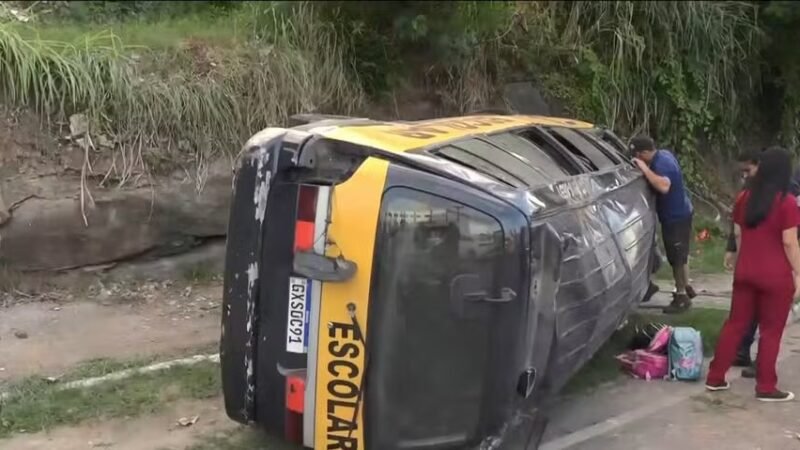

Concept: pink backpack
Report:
left=617, top=350, right=669, bottom=380
left=617, top=326, right=672, bottom=380
left=648, top=326, right=673, bottom=353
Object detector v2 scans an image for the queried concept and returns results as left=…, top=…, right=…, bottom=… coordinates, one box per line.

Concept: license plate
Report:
left=287, top=277, right=311, bottom=354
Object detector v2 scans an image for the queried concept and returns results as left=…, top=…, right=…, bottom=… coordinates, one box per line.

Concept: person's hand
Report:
left=794, top=274, right=800, bottom=299
left=723, top=252, right=736, bottom=271
left=632, top=157, right=648, bottom=172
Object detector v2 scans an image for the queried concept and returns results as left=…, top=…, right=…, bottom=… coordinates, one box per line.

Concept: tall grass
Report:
left=515, top=1, right=760, bottom=145
left=0, top=2, right=364, bottom=182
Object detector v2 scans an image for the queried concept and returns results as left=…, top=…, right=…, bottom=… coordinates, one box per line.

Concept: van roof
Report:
left=312, top=114, right=595, bottom=154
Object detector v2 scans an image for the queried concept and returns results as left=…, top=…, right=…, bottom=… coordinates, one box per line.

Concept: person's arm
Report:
left=780, top=196, right=800, bottom=298
left=734, top=224, right=742, bottom=260
left=728, top=192, right=746, bottom=270
left=724, top=220, right=737, bottom=270
left=726, top=220, right=737, bottom=252
left=634, top=160, right=671, bottom=194
left=783, top=227, right=800, bottom=275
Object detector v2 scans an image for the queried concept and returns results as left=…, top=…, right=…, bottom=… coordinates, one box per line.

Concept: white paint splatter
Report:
left=246, top=263, right=259, bottom=292
left=253, top=150, right=271, bottom=223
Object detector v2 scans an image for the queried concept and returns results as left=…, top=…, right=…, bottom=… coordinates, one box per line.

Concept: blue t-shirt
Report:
left=650, top=150, right=693, bottom=224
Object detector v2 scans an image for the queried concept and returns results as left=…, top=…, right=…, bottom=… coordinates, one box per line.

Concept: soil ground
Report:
left=0, top=282, right=221, bottom=383
left=0, top=280, right=230, bottom=449
left=0, top=398, right=238, bottom=450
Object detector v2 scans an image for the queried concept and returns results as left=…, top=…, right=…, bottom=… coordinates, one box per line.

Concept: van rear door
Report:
left=364, top=163, right=531, bottom=449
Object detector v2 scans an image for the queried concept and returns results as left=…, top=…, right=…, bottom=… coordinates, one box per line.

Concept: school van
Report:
left=219, top=114, right=659, bottom=449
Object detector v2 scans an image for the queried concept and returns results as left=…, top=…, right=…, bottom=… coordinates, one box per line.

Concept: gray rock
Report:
left=69, top=113, right=89, bottom=138
left=0, top=165, right=231, bottom=271
left=107, top=239, right=226, bottom=282
left=96, top=134, right=114, bottom=148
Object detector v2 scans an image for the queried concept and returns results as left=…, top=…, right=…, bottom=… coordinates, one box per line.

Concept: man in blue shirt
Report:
left=631, top=136, right=695, bottom=314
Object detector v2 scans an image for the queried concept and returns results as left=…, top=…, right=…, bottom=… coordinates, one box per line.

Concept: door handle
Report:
left=465, top=287, right=517, bottom=303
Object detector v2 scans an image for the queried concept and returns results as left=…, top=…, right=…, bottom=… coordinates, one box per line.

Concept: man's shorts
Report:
left=661, top=214, right=693, bottom=267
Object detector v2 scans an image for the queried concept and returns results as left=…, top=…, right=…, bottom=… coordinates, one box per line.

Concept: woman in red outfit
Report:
left=706, top=146, right=800, bottom=402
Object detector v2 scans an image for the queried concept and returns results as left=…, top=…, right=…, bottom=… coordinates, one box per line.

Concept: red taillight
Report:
left=285, top=375, right=305, bottom=443
left=295, top=185, right=318, bottom=252
left=286, top=375, right=305, bottom=413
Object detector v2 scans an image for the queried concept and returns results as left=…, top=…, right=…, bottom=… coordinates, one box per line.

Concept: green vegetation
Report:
left=45, top=342, right=220, bottom=383
left=1, top=1, right=799, bottom=193
left=182, top=262, right=222, bottom=283
left=0, top=1, right=364, bottom=177
left=565, top=307, right=728, bottom=395
left=0, top=360, right=220, bottom=437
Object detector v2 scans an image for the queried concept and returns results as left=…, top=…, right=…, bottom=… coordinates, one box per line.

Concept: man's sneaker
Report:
left=705, top=380, right=731, bottom=391
left=663, top=293, right=691, bottom=314
left=756, top=390, right=795, bottom=402
left=641, top=282, right=659, bottom=303
left=741, top=365, right=756, bottom=379
left=686, top=285, right=698, bottom=299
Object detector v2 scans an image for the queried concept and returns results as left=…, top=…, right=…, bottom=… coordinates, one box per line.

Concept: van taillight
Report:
left=285, top=375, right=304, bottom=443
left=295, top=185, right=318, bottom=252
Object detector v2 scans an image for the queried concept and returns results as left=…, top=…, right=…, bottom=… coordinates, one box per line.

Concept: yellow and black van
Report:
left=220, top=114, right=659, bottom=449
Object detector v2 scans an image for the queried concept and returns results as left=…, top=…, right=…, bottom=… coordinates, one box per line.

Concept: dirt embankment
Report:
left=0, top=107, right=232, bottom=281
left=0, top=81, right=561, bottom=282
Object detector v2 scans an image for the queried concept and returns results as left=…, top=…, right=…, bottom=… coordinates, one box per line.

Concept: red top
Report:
left=733, top=191, right=800, bottom=283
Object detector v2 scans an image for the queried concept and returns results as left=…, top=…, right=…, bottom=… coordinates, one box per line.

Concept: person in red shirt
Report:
left=705, top=146, right=800, bottom=402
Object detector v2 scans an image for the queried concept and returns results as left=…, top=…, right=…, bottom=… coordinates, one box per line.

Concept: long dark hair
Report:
left=744, top=146, right=793, bottom=228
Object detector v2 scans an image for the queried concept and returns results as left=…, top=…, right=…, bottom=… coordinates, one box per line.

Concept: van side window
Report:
left=482, top=133, right=570, bottom=183
left=516, top=129, right=589, bottom=174
left=577, top=129, right=626, bottom=164
left=437, top=144, right=524, bottom=187
left=545, top=127, right=616, bottom=171
left=599, top=129, right=630, bottom=156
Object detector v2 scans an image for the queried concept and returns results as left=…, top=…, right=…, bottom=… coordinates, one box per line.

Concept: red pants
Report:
left=707, top=278, right=793, bottom=393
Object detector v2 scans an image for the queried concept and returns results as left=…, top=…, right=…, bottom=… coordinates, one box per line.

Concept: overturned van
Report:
left=220, top=114, right=659, bottom=449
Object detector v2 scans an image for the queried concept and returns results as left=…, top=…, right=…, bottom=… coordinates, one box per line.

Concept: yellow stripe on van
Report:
left=315, top=157, right=389, bottom=450
left=322, top=114, right=594, bottom=154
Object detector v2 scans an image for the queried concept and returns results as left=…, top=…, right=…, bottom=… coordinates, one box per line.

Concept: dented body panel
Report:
left=220, top=115, right=658, bottom=449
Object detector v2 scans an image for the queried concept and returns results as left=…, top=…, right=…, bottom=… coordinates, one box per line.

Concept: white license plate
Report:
left=287, top=277, right=311, bottom=354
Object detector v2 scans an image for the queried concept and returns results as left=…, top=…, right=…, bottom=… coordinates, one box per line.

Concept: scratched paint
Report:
left=245, top=146, right=272, bottom=420
left=253, top=149, right=271, bottom=223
